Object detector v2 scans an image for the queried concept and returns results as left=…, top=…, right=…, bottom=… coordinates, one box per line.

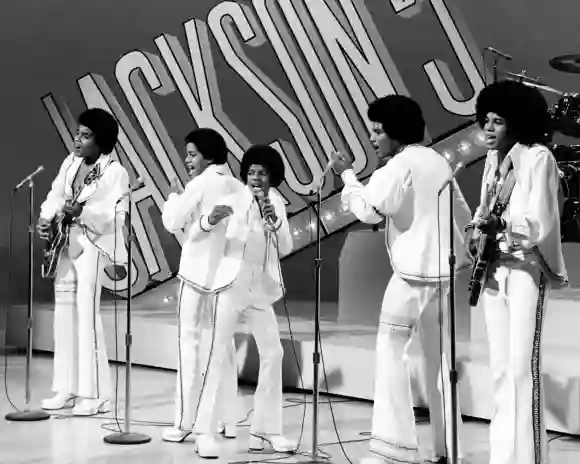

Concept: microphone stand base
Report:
left=103, top=432, right=152, bottom=445
left=306, top=458, right=331, bottom=464
left=5, top=409, right=50, bottom=422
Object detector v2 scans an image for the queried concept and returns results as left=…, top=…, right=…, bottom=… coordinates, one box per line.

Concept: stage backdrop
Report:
left=1, top=0, right=580, bottom=319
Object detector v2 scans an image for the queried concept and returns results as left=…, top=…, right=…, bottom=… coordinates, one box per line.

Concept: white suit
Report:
left=472, top=144, right=567, bottom=464
left=40, top=153, right=129, bottom=401
left=161, top=164, right=243, bottom=431
left=186, top=185, right=293, bottom=437
left=341, top=145, right=472, bottom=462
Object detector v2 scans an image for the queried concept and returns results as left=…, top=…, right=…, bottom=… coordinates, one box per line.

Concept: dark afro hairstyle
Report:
left=184, top=128, right=229, bottom=165
left=367, top=95, right=425, bottom=145
left=475, top=80, right=550, bottom=146
left=78, top=108, right=119, bottom=155
left=240, top=145, right=285, bottom=188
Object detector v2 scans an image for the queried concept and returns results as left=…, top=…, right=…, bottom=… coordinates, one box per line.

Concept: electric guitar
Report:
left=467, top=173, right=515, bottom=307
left=41, top=168, right=99, bottom=279
left=468, top=231, right=496, bottom=307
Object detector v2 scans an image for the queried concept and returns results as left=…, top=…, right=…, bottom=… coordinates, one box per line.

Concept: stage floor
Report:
left=2, top=353, right=580, bottom=464
left=17, top=277, right=580, bottom=437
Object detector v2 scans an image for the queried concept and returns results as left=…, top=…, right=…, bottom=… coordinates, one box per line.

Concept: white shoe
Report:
left=41, top=393, right=77, bottom=410
left=218, top=423, right=237, bottom=439
left=195, top=434, right=220, bottom=459
left=162, top=427, right=192, bottom=443
left=249, top=434, right=297, bottom=453
left=72, top=398, right=111, bottom=416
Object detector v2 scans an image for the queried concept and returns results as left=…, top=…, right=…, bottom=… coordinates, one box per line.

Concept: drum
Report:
left=552, top=94, right=580, bottom=137
left=561, top=199, right=580, bottom=242
left=558, top=160, right=580, bottom=242
left=558, top=161, right=580, bottom=200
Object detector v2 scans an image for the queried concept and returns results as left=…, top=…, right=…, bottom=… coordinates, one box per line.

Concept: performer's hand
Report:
left=331, top=150, right=353, bottom=175
left=476, top=214, right=506, bottom=235
left=208, top=205, right=234, bottom=225
left=169, top=177, right=184, bottom=195
left=262, top=201, right=278, bottom=225
left=62, top=201, right=83, bottom=219
left=464, top=228, right=478, bottom=259
left=36, top=218, right=51, bottom=241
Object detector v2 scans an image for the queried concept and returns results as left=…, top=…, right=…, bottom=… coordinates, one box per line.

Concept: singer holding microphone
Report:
left=36, top=108, right=129, bottom=416
left=185, top=144, right=296, bottom=458
left=332, top=95, right=472, bottom=464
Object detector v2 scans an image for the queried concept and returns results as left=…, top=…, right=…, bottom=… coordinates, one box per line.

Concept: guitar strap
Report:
left=490, top=169, right=516, bottom=218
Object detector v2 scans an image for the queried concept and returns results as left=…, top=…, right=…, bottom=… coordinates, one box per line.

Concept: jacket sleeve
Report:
left=340, top=158, right=411, bottom=223
left=508, top=148, right=559, bottom=248
left=39, top=154, right=74, bottom=221
left=78, top=165, right=130, bottom=235
left=161, top=176, right=204, bottom=233
left=470, top=153, right=494, bottom=225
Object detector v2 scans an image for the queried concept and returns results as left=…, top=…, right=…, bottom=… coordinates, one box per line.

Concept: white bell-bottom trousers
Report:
left=369, top=273, right=461, bottom=463
left=482, top=261, right=549, bottom=464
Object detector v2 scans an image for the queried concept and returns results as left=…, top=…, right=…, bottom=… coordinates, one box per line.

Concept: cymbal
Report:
left=550, top=55, right=580, bottom=74
left=522, top=81, right=564, bottom=96
left=503, top=71, right=543, bottom=84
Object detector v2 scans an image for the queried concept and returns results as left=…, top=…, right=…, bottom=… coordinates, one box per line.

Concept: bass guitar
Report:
left=41, top=167, right=99, bottom=279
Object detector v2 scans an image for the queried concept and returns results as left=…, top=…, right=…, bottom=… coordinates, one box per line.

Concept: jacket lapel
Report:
left=64, top=155, right=83, bottom=200
left=76, top=155, right=114, bottom=203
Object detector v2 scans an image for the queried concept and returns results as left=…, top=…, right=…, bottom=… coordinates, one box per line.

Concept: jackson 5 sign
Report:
left=41, top=0, right=488, bottom=297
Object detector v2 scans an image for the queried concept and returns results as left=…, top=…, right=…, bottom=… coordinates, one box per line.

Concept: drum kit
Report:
left=503, top=54, right=580, bottom=242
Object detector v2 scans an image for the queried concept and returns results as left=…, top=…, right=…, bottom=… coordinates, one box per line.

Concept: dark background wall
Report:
left=1, top=0, right=579, bottom=316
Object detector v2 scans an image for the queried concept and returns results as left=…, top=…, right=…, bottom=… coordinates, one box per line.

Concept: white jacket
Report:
left=40, top=153, right=130, bottom=264
left=161, top=164, right=244, bottom=291
left=341, top=145, right=472, bottom=282
left=182, top=185, right=293, bottom=296
left=473, top=143, right=567, bottom=285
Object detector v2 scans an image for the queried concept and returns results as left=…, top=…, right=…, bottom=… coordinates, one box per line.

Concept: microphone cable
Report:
left=2, top=190, right=20, bottom=412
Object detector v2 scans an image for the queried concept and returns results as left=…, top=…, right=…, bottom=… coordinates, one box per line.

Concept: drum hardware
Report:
left=551, top=94, right=580, bottom=138
left=550, top=55, right=580, bottom=74
left=561, top=199, right=580, bottom=242
left=555, top=151, right=580, bottom=242
left=503, top=70, right=543, bottom=84
left=552, top=144, right=580, bottom=162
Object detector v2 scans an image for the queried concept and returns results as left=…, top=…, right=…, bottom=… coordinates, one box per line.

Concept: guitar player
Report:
left=36, top=108, right=129, bottom=416
left=466, top=81, right=568, bottom=464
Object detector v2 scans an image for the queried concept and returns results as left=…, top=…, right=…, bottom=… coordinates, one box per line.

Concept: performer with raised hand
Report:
left=161, top=128, right=243, bottom=448
left=467, top=80, right=567, bottom=464
left=37, top=108, right=129, bottom=416
left=186, top=145, right=296, bottom=459
left=332, top=95, right=472, bottom=464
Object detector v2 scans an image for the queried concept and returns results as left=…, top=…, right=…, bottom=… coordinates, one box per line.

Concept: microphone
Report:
left=116, top=177, right=145, bottom=204
left=254, top=189, right=274, bottom=225
left=438, top=162, right=465, bottom=195
left=14, top=165, right=44, bottom=190
left=255, top=188, right=274, bottom=271
left=484, top=46, right=512, bottom=61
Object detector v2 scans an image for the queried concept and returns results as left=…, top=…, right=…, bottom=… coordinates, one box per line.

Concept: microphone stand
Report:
left=492, top=55, right=499, bottom=83
left=308, top=183, right=326, bottom=464
left=104, top=189, right=151, bottom=445
left=5, top=180, right=50, bottom=422
left=442, top=179, right=459, bottom=464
